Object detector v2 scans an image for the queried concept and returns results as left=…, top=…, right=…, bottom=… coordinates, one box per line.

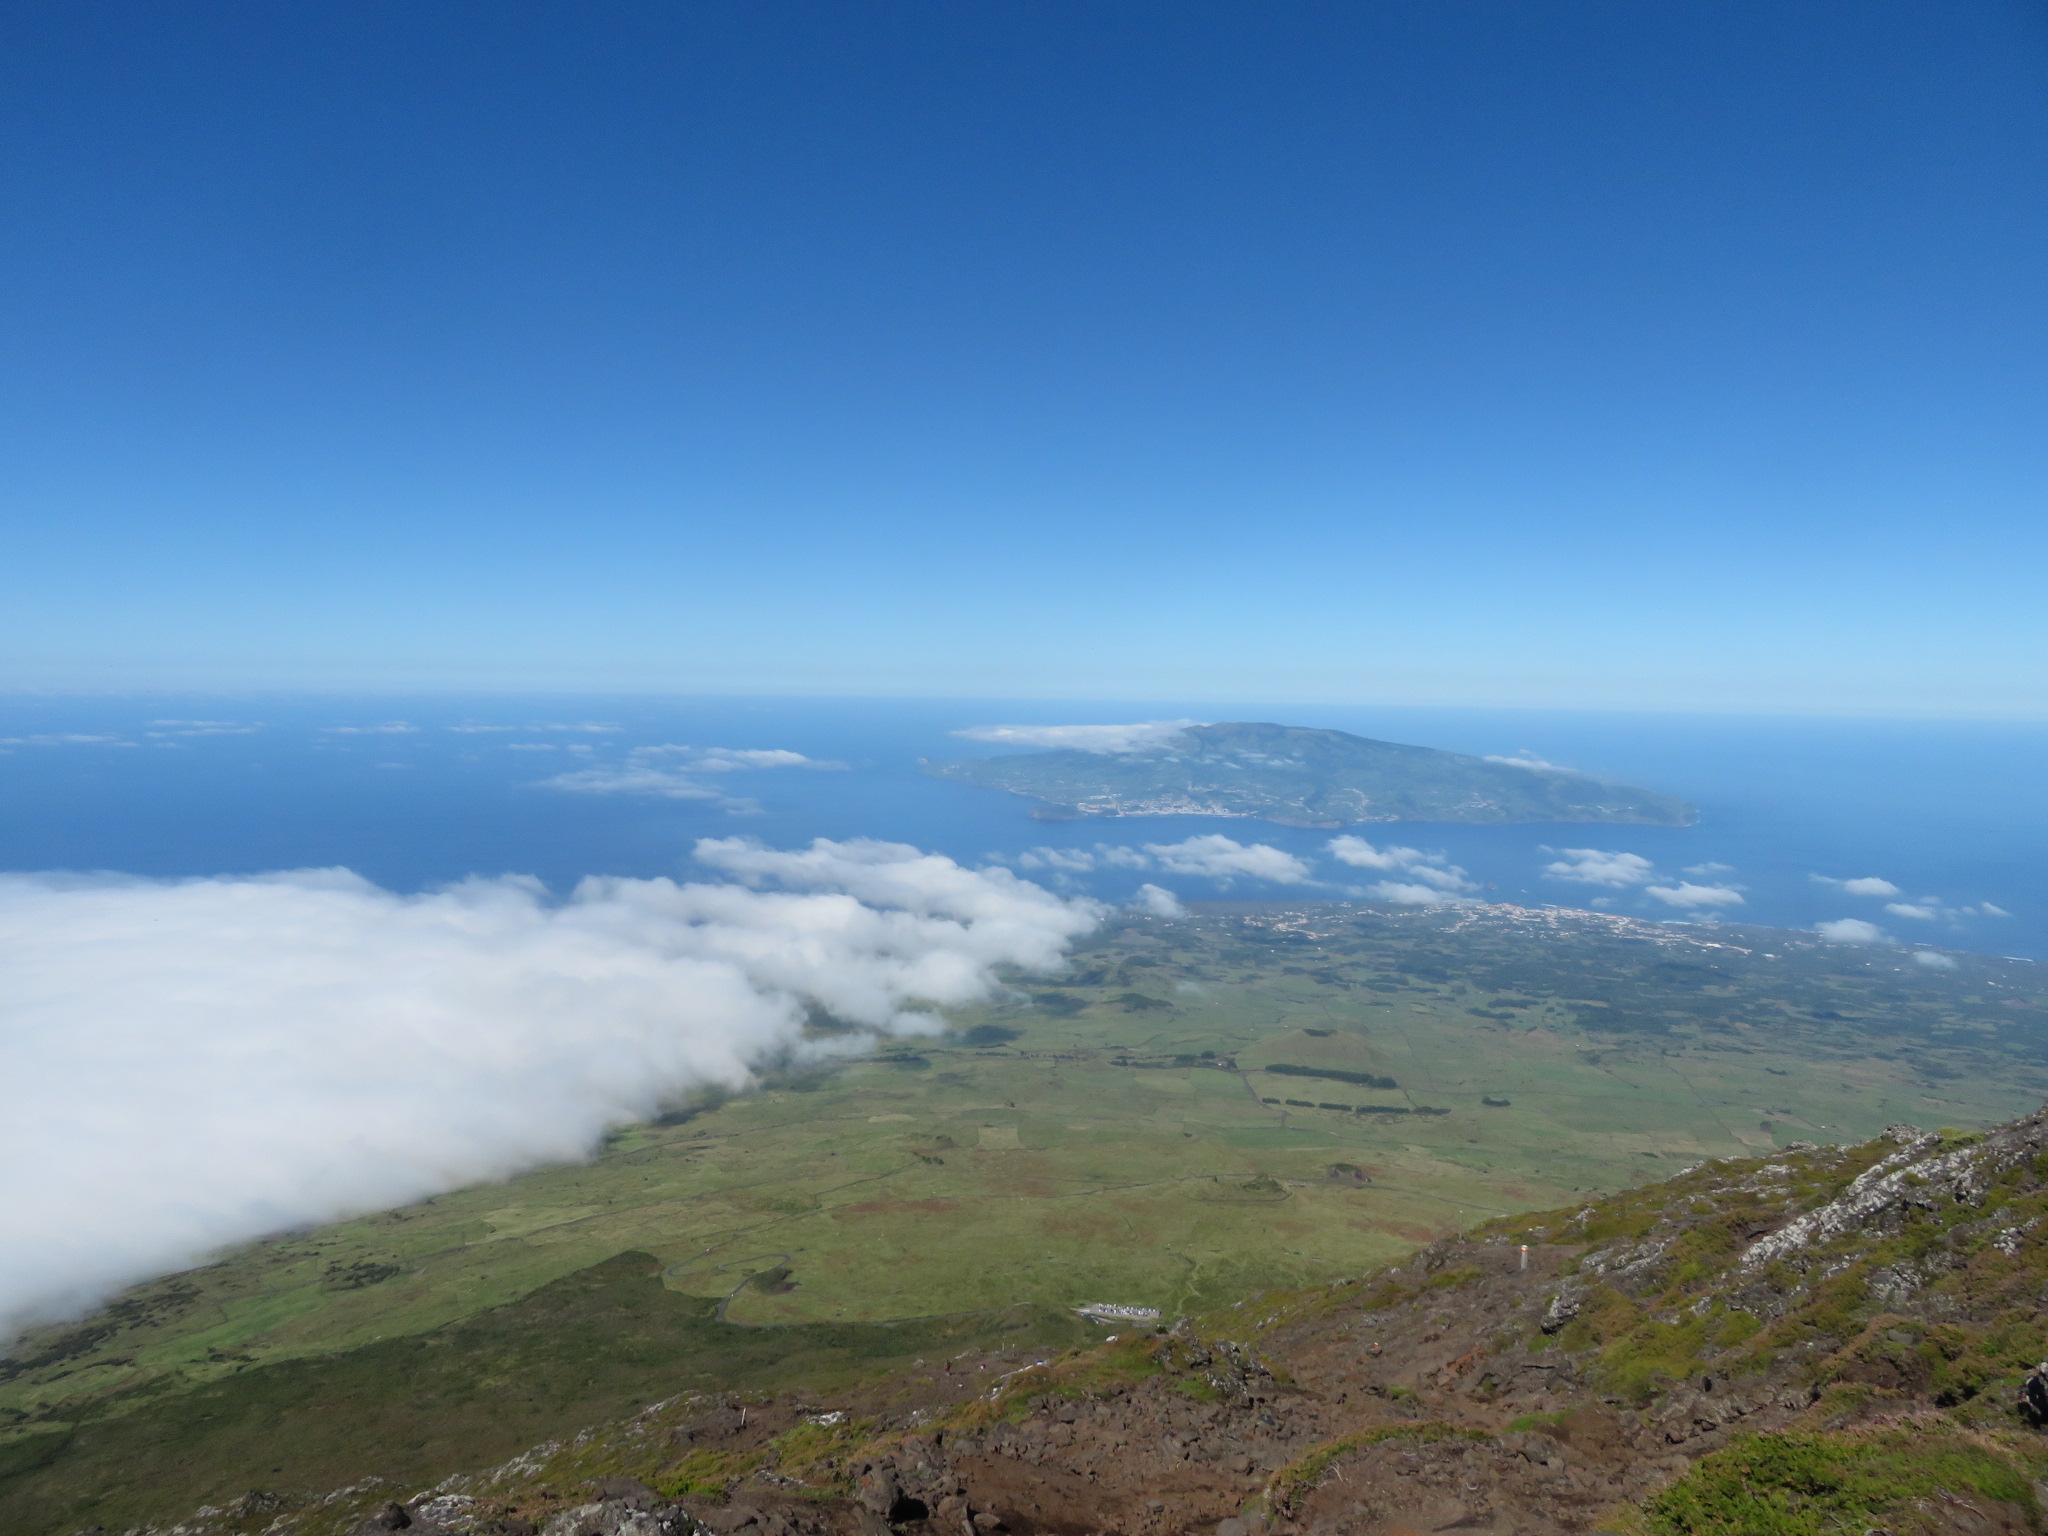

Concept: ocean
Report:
left=1, top=694, right=2042, bottom=961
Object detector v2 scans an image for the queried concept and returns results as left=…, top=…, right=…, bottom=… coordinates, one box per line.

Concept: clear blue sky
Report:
left=2, top=1, right=2043, bottom=713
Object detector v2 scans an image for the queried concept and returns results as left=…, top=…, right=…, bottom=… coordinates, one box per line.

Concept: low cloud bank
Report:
left=1646, top=881, right=1745, bottom=909
left=1813, top=874, right=1901, bottom=898
left=1816, top=917, right=1891, bottom=945
left=1327, top=836, right=1477, bottom=905
left=0, top=841, right=1097, bottom=1341
left=1543, top=848, right=1656, bottom=887
left=1146, top=834, right=1312, bottom=884
left=952, top=721, right=1201, bottom=754
left=538, top=744, right=832, bottom=808
left=1014, top=835, right=1310, bottom=887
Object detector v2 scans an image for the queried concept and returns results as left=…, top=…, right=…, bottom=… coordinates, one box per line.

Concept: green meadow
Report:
left=6, top=902, right=2043, bottom=1451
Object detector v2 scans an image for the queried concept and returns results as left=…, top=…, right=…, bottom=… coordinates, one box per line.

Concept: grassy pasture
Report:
left=4, top=903, right=2041, bottom=1476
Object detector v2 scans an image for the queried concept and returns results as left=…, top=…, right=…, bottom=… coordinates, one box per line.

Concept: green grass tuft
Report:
left=1642, top=1428, right=2037, bottom=1535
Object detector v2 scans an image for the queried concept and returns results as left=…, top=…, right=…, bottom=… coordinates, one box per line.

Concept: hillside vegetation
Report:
left=54, top=1102, right=2048, bottom=1536
left=5, top=903, right=2046, bottom=1532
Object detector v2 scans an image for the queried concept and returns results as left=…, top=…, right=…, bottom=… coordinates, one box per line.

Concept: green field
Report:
left=4, top=899, right=2044, bottom=1523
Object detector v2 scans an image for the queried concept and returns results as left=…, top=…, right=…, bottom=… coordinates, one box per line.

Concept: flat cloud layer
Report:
left=1816, top=917, right=1891, bottom=944
left=0, top=841, right=1098, bottom=1340
left=1646, top=881, right=1746, bottom=909
left=1142, top=834, right=1312, bottom=884
left=1011, top=836, right=1309, bottom=886
left=537, top=743, right=830, bottom=805
left=952, top=720, right=1201, bottom=753
left=1543, top=848, right=1656, bottom=887
left=1814, top=875, right=1902, bottom=898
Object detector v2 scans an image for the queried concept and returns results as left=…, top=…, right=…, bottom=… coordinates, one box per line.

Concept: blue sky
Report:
left=2, top=1, right=2043, bottom=713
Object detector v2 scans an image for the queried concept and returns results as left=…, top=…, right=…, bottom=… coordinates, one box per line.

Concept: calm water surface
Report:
left=2, top=695, right=2041, bottom=960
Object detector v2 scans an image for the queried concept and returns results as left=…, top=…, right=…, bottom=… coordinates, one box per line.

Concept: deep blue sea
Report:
left=2, top=695, right=2043, bottom=961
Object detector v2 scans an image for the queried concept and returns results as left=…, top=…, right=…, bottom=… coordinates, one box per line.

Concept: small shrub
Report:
left=1641, top=1428, right=2035, bottom=1536
left=655, top=1447, right=753, bottom=1497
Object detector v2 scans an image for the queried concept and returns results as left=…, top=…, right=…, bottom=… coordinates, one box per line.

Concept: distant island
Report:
left=927, top=720, right=1697, bottom=827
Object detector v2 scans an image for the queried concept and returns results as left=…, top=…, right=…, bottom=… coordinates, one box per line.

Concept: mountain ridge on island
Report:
left=927, top=720, right=1697, bottom=827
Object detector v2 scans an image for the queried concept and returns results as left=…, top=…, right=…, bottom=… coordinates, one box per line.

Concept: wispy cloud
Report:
left=1484, top=750, right=1565, bottom=770
left=1816, top=917, right=1891, bottom=945
left=1013, top=835, right=1310, bottom=886
left=1883, top=902, right=1938, bottom=920
left=1646, top=882, right=1745, bottom=909
left=952, top=720, right=1201, bottom=754
left=1361, top=880, right=1476, bottom=906
left=450, top=722, right=620, bottom=735
left=1324, top=835, right=1478, bottom=904
left=1812, top=874, right=1900, bottom=898
left=1542, top=848, right=1655, bottom=887
left=540, top=766, right=740, bottom=802
left=632, top=744, right=839, bottom=772
left=1014, top=846, right=1101, bottom=873
left=1914, top=950, right=1959, bottom=969
left=1144, top=834, right=1312, bottom=884
left=535, top=744, right=829, bottom=806
left=0, top=840, right=1099, bottom=1339
left=0, top=733, right=136, bottom=748
left=146, top=721, right=260, bottom=737
left=320, top=722, right=419, bottom=736
left=1327, top=835, right=1428, bottom=871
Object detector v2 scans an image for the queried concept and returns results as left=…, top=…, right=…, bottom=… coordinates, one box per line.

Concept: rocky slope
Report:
left=78, top=1107, right=2048, bottom=1536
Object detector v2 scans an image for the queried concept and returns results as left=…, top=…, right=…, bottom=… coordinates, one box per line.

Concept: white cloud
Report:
left=1976, top=903, right=2011, bottom=918
left=1483, top=751, right=1564, bottom=770
left=534, top=745, right=826, bottom=805
left=146, top=721, right=260, bottom=737
left=1326, top=835, right=1477, bottom=899
left=1362, top=880, right=1477, bottom=906
left=320, top=722, right=418, bottom=735
left=1133, top=884, right=1187, bottom=918
left=1142, top=834, right=1312, bottom=885
left=1815, top=917, right=1891, bottom=945
left=693, top=748, right=819, bottom=771
left=0, top=734, right=135, bottom=747
left=1096, top=845, right=1155, bottom=870
left=1813, top=875, right=1900, bottom=898
left=1327, top=835, right=1430, bottom=871
left=451, top=722, right=620, bottom=735
left=1645, top=882, right=1746, bottom=909
left=1913, top=950, right=1959, bottom=970
left=1543, top=849, right=1655, bottom=887
left=0, top=840, right=1097, bottom=1340
left=1684, top=862, right=1735, bottom=876
left=1884, top=902, right=1938, bottom=920
left=1015, top=846, right=1099, bottom=873
left=1396, top=863, right=1476, bottom=890
left=952, top=720, right=1201, bottom=754
left=539, top=767, right=734, bottom=802
left=634, top=745, right=836, bottom=773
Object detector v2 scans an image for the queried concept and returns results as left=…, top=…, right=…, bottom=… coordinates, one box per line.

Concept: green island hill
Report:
left=925, top=721, right=1697, bottom=827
